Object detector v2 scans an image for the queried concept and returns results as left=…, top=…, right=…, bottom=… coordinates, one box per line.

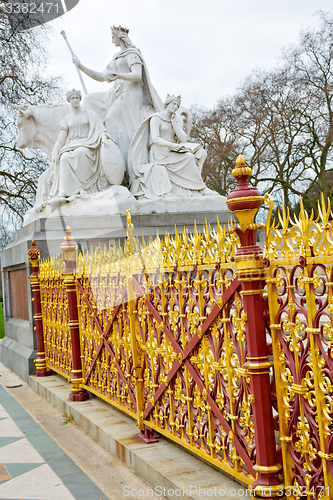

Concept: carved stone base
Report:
left=23, top=185, right=228, bottom=226
left=24, top=186, right=137, bottom=226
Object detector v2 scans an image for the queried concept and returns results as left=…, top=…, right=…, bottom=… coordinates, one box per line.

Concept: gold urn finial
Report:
left=60, top=226, right=77, bottom=270
left=28, top=240, right=40, bottom=268
left=236, top=154, right=246, bottom=166
left=232, top=154, right=252, bottom=178
left=64, top=226, right=74, bottom=241
left=227, top=154, right=263, bottom=232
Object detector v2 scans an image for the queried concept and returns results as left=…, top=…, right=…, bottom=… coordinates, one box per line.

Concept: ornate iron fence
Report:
left=29, top=155, right=333, bottom=498
left=30, top=210, right=263, bottom=486
left=73, top=215, right=257, bottom=482
left=265, top=195, right=333, bottom=499
left=38, top=256, right=72, bottom=378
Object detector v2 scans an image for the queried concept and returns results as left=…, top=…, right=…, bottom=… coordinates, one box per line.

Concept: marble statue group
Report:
left=14, top=25, right=220, bottom=222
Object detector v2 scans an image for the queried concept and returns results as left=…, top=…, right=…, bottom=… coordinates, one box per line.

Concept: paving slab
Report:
left=29, top=372, right=250, bottom=500
left=0, top=363, right=169, bottom=500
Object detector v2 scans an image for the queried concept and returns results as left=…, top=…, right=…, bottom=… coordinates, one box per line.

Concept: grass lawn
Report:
left=0, top=304, right=4, bottom=339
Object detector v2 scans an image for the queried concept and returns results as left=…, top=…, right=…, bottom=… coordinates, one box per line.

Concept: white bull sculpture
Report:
left=13, top=103, right=125, bottom=209
left=14, top=103, right=71, bottom=157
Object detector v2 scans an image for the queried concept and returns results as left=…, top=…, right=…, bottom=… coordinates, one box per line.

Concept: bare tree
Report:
left=0, top=8, right=62, bottom=245
left=192, top=70, right=314, bottom=206
left=190, top=102, right=239, bottom=196
left=192, top=12, right=333, bottom=209
left=233, top=69, right=315, bottom=206
left=283, top=11, right=333, bottom=198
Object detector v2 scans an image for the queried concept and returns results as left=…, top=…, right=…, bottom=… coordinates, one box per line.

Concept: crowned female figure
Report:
left=50, top=89, right=110, bottom=199
left=73, top=25, right=163, bottom=181
left=129, top=94, right=216, bottom=199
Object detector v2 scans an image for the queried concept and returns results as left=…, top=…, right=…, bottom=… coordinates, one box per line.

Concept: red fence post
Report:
left=28, top=240, right=52, bottom=377
left=61, top=227, right=88, bottom=401
left=226, top=156, right=284, bottom=499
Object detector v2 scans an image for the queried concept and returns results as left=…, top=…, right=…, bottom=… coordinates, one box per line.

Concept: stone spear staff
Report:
left=60, top=30, right=88, bottom=95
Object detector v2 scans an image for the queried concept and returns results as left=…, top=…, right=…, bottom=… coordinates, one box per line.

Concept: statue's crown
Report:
left=165, top=94, right=181, bottom=106
left=66, top=89, right=81, bottom=102
left=166, top=94, right=181, bottom=102
left=111, top=25, right=129, bottom=35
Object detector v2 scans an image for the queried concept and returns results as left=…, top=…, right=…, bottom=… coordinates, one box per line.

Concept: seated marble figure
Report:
left=50, top=89, right=123, bottom=201
left=129, top=94, right=216, bottom=199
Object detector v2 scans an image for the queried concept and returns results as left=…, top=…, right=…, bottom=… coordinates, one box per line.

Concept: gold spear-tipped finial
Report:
left=236, top=154, right=246, bottom=166
left=126, top=209, right=131, bottom=226
left=125, top=209, right=136, bottom=255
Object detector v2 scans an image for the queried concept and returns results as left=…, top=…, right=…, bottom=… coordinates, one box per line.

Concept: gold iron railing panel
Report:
left=38, top=214, right=262, bottom=485
left=265, top=195, right=333, bottom=500
left=136, top=266, right=255, bottom=482
left=75, top=216, right=255, bottom=484
left=35, top=178, right=333, bottom=495
left=77, top=271, right=137, bottom=419
left=39, top=256, right=72, bottom=379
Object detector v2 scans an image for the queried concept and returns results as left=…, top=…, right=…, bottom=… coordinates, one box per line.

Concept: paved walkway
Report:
left=0, top=363, right=166, bottom=500
left=0, top=384, right=108, bottom=500
left=0, top=362, right=249, bottom=500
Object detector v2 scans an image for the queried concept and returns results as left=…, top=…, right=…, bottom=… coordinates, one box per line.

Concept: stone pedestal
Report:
left=1, top=198, right=231, bottom=382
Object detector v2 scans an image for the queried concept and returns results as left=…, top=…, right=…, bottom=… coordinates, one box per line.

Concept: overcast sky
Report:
left=48, top=0, right=333, bottom=109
